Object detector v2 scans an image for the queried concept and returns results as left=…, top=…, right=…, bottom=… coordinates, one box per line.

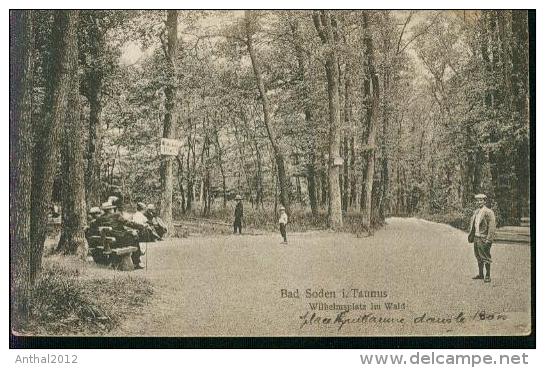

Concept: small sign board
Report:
left=160, top=138, right=183, bottom=156
left=333, top=156, right=344, bottom=166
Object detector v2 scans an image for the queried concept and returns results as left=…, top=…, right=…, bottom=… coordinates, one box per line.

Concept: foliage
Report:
left=16, top=10, right=530, bottom=241
left=83, top=10, right=529, bottom=228
left=12, top=257, right=153, bottom=335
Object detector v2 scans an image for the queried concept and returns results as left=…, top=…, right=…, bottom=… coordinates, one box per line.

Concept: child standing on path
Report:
left=278, top=206, right=288, bottom=244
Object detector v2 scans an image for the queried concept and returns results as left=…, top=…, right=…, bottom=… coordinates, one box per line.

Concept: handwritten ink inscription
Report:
left=299, top=310, right=508, bottom=331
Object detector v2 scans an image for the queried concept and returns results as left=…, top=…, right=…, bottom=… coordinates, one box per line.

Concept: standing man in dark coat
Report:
left=468, top=194, right=496, bottom=283
left=234, top=195, right=243, bottom=234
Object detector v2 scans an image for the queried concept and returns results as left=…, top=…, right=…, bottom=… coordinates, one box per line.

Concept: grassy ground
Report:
left=108, top=217, right=531, bottom=337
left=12, top=255, right=153, bottom=336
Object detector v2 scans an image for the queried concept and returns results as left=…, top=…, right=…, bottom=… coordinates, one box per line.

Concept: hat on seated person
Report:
left=474, top=194, right=487, bottom=200
left=101, top=201, right=116, bottom=210
left=279, top=205, right=285, bottom=211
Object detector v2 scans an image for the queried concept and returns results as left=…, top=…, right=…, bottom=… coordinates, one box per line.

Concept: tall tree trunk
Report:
left=201, top=131, right=211, bottom=216
left=511, top=10, right=530, bottom=218
left=342, top=136, right=349, bottom=212
left=244, top=11, right=290, bottom=214
left=342, top=66, right=352, bottom=212
left=176, top=154, right=186, bottom=214
left=360, top=11, right=380, bottom=231
left=29, top=10, right=79, bottom=285
left=83, top=15, right=105, bottom=207
left=290, top=18, right=319, bottom=216
left=342, top=61, right=352, bottom=212
left=314, top=11, right=343, bottom=229
left=86, top=80, right=102, bottom=207
left=349, top=136, right=357, bottom=208
left=307, top=150, right=318, bottom=216
left=379, top=71, right=390, bottom=220
left=320, top=152, right=328, bottom=206
left=233, top=121, right=254, bottom=200
left=213, top=125, right=227, bottom=208
left=186, top=119, right=196, bottom=212
left=159, top=10, right=178, bottom=232
left=255, top=140, right=264, bottom=207
left=58, top=79, right=88, bottom=258
left=295, top=177, right=302, bottom=203
left=10, top=10, right=35, bottom=319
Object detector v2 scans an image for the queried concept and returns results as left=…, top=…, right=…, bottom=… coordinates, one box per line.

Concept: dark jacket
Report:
left=96, top=212, right=144, bottom=232
left=234, top=202, right=243, bottom=219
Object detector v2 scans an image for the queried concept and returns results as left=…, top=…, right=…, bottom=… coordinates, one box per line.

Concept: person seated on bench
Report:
left=145, top=204, right=168, bottom=240
left=95, top=198, right=146, bottom=269
left=133, top=202, right=160, bottom=242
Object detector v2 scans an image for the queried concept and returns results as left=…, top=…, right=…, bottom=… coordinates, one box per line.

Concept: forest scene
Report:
left=10, top=10, right=531, bottom=338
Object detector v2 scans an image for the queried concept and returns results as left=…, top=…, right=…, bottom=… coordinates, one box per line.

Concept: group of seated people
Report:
left=86, top=196, right=168, bottom=269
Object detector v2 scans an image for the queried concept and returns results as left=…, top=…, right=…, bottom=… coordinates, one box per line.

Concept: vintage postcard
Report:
left=9, top=9, right=533, bottom=342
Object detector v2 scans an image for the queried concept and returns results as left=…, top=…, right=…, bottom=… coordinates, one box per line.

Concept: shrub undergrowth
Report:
left=12, top=259, right=153, bottom=336
left=175, top=202, right=383, bottom=235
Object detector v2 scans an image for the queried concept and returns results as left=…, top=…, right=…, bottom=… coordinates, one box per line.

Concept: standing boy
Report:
left=234, top=195, right=243, bottom=234
left=468, top=194, right=496, bottom=283
left=278, top=205, right=288, bottom=244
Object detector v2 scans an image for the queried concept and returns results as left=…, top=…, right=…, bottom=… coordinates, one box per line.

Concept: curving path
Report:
left=109, top=217, right=531, bottom=337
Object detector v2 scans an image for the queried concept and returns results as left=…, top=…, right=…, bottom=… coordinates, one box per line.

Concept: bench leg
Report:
left=117, top=253, right=135, bottom=271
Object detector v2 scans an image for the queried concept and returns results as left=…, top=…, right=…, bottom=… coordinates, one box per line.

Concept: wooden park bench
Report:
left=88, top=226, right=139, bottom=271
left=109, top=246, right=139, bottom=271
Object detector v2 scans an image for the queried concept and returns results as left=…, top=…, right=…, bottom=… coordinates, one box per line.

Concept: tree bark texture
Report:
left=160, top=10, right=178, bottom=232
left=361, top=11, right=380, bottom=231
left=29, top=10, right=79, bottom=285
left=10, top=10, right=35, bottom=318
left=83, top=14, right=105, bottom=207
left=291, top=18, right=319, bottom=217
left=57, top=74, right=88, bottom=258
left=245, top=11, right=291, bottom=214
left=313, top=11, right=343, bottom=229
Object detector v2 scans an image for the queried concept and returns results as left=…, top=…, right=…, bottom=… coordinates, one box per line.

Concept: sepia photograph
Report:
left=9, top=9, right=534, bottom=345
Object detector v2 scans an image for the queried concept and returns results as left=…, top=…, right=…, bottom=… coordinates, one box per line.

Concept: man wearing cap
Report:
left=233, top=195, right=244, bottom=234
left=102, top=199, right=116, bottom=215
left=468, top=194, right=496, bottom=283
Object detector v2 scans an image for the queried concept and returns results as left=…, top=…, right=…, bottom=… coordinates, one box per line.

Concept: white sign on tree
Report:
left=160, top=138, right=182, bottom=156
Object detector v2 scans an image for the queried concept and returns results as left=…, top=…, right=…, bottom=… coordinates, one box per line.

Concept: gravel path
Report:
left=110, top=217, right=531, bottom=337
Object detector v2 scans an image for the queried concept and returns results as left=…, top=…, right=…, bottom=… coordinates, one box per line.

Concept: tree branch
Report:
left=397, top=11, right=441, bottom=55
left=312, top=12, right=326, bottom=43
left=396, top=11, right=413, bottom=54
left=159, top=27, right=169, bottom=60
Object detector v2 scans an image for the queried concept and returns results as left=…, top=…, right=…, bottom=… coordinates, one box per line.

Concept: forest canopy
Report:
left=92, top=10, right=529, bottom=225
